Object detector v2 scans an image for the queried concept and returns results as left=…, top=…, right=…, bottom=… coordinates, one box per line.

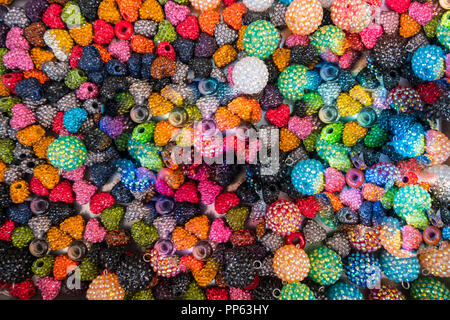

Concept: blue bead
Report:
left=320, top=63, right=340, bottom=81
left=90, top=161, right=116, bottom=187
left=8, top=203, right=33, bottom=224
left=141, top=53, right=155, bottom=79
left=172, top=37, right=195, bottom=63
left=359, top=201, right=373, bottom=226
left=15, top=77, right=43, bottom=101
left=111, top=181, right=134, bottom=203
left=88, top=68, right=107, bottom=84
left=105, top=59, right=127, bottom=76
left=63, top=107, right=87, bottom=133
left=127, top=53, right=142, bottom=79
left=79, top=45, right=103, bottom=72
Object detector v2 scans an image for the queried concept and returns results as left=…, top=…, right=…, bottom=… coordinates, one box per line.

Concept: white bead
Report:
left=232, top=57, right=268, bottom=95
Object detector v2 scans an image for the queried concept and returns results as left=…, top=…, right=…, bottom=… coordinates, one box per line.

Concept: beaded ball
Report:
left=273, top=244, right=310, bottom=283
left=242, top=20, right=280, bottom=60
left=285, top=0, right=323, bottom=36
left=291, top=159, right=325, bottom=195
left=266, top=200, right=302, bottom=236
left=232, top=56, right=269, bottom=95
left=279, top=282, right=316, bottom=300
left=331, top=0, right=372, bottom=33
left=277, top=64, right=309, bottom=101
left=47, top=136, right=87, bottom=171
left=393, top=185, right=431, bottom=230
left=308, top=246, right=343, bottom=285
left=410, top=278, right=450, bottom=300
left=327, top=281, right=363, bottom=300
left=411, top=45, right=445, bottom=81
left=243, top=0, right=274, bottom=13
left=380, top=250, right=420, bottom=283
left=345, top=251, right=381, bottom=288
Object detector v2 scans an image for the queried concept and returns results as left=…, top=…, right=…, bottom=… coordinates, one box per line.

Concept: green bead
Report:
left=316, top=138, right=352, bottom=172
left=311, top=25, right=346, bottom=55
left=410, top=278, right=450, bottom=300
left=32, top=255, right=55, bottom=277
left=437, top=12, right=450, bottom=50
left=320, top=122, right=344, bottom=143
left=0, top=48, right=8, bottom=75
left=154, top=20, right=177, bottom=45
left=424, top=16, right=440, bottom=38
left=115, top=92, right=135, bottom=115
left=65, top=68, right=88, bottom=89
left=11, top=226, right=34, bottom=249
left=364, top=124, right=388, bottom=148
left=277, top=64, right=308, bottom=101
left=393, top=185, right=431, bottom=230
left=225, top=206, right=250, bottom=231
left=132, top=122, right=156, bottom=144
left=131, top=289, right=155, bottom=300
left=47, top=136, right=87, bottom=171
left=308, top=246, right=342, bottom=285
left=243, top=20, right=279, bottom=60
left=303, top=91, right=324, bottom=115
left=183, top=282, right=205, bottom=300
left=185, top=104, right=202, bottom=122
left=303, top=130, right=319, bottom=152
left=131, top=221, right=159, bottom=247
left=158, top=0, right=168, bottom=4
left=79, top=258, right=99, bottom=281
left=381, top=186, right=398, bottom=210
left=0, top=96, right=21, bottom=115
left=100, top=205, right=124, bottom=231
left=0, top=138, right=16, bottom=164
left=128, top=138, right=163, bottom=172
left=115, top=130, right=132, bottom=152
left=279, top=283, right=316, bottom=300
left=61, top=1, right=86, bottom=29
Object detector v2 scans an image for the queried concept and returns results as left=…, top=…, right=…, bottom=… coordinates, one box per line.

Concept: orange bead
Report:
left=10, top=180, right=30, bottom=204
left=0, top=81, right=10, bottom=96
left=47, top=227, right=73, bottom=251
left=154, top=120, right=179, bottom=147
left=33, top=136, right=56, bottom=159
left=30, top=47, right=55, bottom=70
left=87, top=273, right=126, bottom=300
left=185, top=215, right=211, bottom=240
left=116, top=0, right=142, bottom=22
left=279, top=127, right=300, bottom=152
left=399, top=13, right=421, bottom=38
left=193, top=259, right=219, bottom=287
left=222, top=3, right=246, bottom=30
left=172, top=227, right=198, bottom=250
left=236, top=25, right=247, bottom=51
left=53, top=254, right=78, bottom=280
left=198, top=10, right=221, bottom=36
left=24, top=70, right=50, bottom=84
left=164, top=169, right=185, bottom=190
left=324, top=192, right=344, bottom=211
left=148, top=92, right=174, bottom=116
left=179, top=254, right=204, bottom=273
left=98, top=0, right=122, bottom=24
left=59, top=215, right=85, bottom=240
left=69, top=23, right=94, bottom=46
left=92, top=44, right=112, bottom=63
left=16, top=124, right=46, bottom=147
left=228, top=96, right=260, bottom=122
left=139, top=0, right=164, bottom=22
left=34, top=164, right=60, bottom=189
left=273, top=245, right=310, bottom=283
left=272, top=48, right=291, bottom=72
left=215, top=106, right=241, bottom=131
left=0, top=160, right=6, bottom=182
left=130, top=35, right=154, bottom=53
left=213, top=45, right=237, bottom=68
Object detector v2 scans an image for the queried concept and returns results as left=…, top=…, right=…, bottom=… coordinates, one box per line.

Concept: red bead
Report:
left=0, top=219, right=15, bottom=241
left=416, top=82, right=440, bottom=104
left=94, top=19, right=115, bottom=44
left=173, top=181, right=200, bottom=203
left=206, top=287, right=229, bottom=300
left=286, top=232, right=306, bottom=248
left=156, top=42, right=176, bottom=61
left=176, top=15, right=200, bottom=40
left=69, top=45, right=83, bottom=69
left=30, top=176, right=50, bottom=196
left=114, top=20, right=134, bottom=40
left=214, top=192, right=240, bottom=215
left=2, top=72, right=24, bottom=94
left=243, top=274, right=259, bottom=290
left=295, top=196, right=319, bottom=219
left=42, top=4, right=66, bottom=29
left=90, top=192, right=115, bottom=214
left=9, top=278, right=36, bottom=300
left=49, top=181, right=75, bottom=203
left=52, top=112, right=64, bottom=135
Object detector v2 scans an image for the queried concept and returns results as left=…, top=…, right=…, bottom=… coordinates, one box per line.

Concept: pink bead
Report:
left=445, top=54, right=450, bottom=78
left=339, top=49, right=359, bottom=69
left=325, top=167, right=346, bottom=193
left=360, top=23, right=383, bottom=49
left=10, top=104, right=36, bottom=130
left=209, top=218, right=232, bottom=243
left=288, top=116, right=314, bottom=139
left=84, top=218, right=107, bottom=243
left=108, top=40, right=131, bottom=62
left=226, top=65, right=234, bottom=85
left=284, top=34, right=309, bottom=48
left=164, top=1, right=190, bottom=26
left=3, top=49, right=34, bottom=71
left=6, top=27, right=30, bottom=51
left=401, top=225, right=423, bottom=251
left=72, top=180, right=97, bottom=205
left=61, top=165, right=86, bottom=181
left=379, top=11, right=399, bottom=35
left=408, top=1, right=433, bottom=26
left=339, top=187, right=363, bottom=211
left=184, top=163, right=211, bottom=181
left=76, top=82, right=98, bottom=100
left=229, top=287, right=252, bottom=300
left=197, top=179, right=222, bottom=205
left=154, top=178, right=175, bottom=196
left=36, top=277, right=61, bottom=300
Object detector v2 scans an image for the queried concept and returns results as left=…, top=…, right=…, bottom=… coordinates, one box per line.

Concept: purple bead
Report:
left=25, top=0, right=49, bottom=23
left=259, top=84, right=284, bottom=110
left=194, top=33, right=217, bottom=58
